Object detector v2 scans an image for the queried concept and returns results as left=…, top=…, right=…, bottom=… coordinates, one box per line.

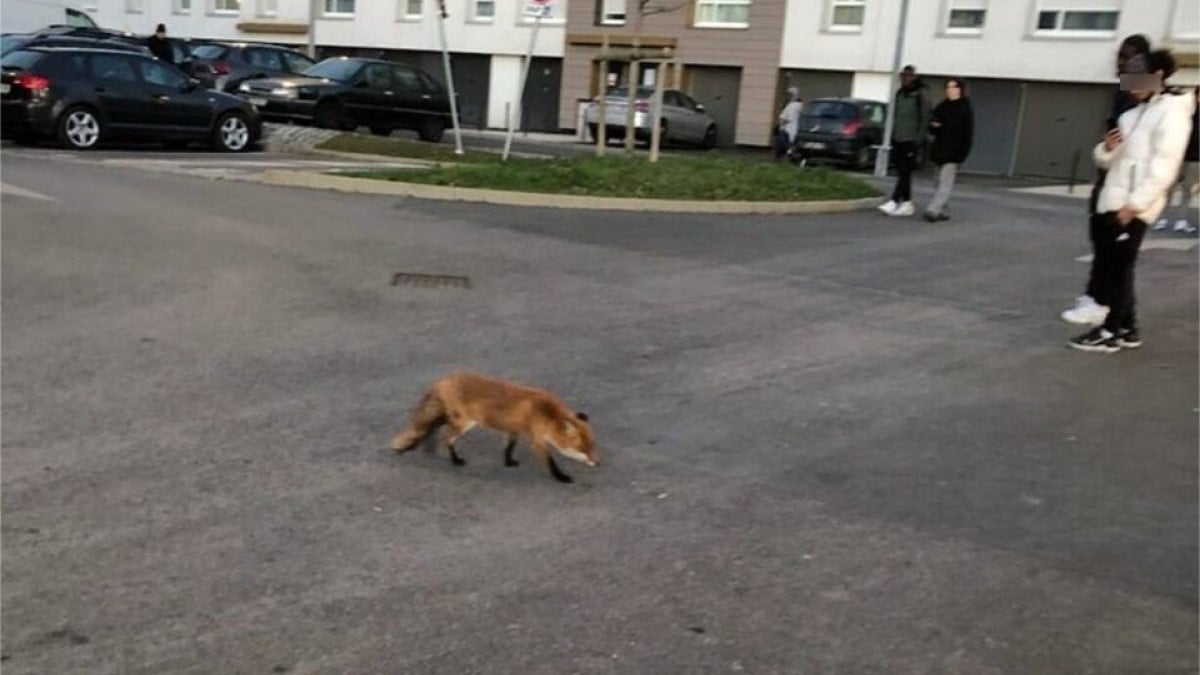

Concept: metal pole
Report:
left=649, top=61, right=664, bottom=162
left=437, top=0, right=464, bottom=155
left=307, top=0, right=319, bottom=59
left=873, top=0, right=911, bottom=178
left=504, top=8, right=543, bottom=161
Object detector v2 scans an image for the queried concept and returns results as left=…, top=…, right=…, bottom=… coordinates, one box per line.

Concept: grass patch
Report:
left=341, top=154, right=878, bottom=202
left=316, top=133, right=498, bottom=163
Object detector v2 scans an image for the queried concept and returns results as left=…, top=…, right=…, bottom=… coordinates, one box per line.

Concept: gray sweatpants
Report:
left=927, top=163, right=959, bottom=216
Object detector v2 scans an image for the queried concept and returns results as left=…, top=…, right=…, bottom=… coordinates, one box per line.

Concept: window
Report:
left=125, top=0, right=143, bottom=12
left=1036, top=9, right=1119, bottom=34
left=173, top=0, right=191, bottom=12
left=258, top=0, right=276, bottom=15
left=139, top=59, right=186, bottom=87
left=694, top=0, right=751, bottom=27
left=948, top=10, right=985, bottom=29
left=828, top=0, right=864, bottom=30
left=282, top=51, right=315, bottom=73
left=392, top=66, right=421, bottom=91
left=471, top=0, right=494, bottom=20
left=597, top=0, right=625, bottom=25
left=212, top=0, right=240, bottom=12
left=403, top=0, right=422, bottom=18
left=363, top=63, right=391, bottom=89
left=245, top=48, right=283, bottom=71
left=92, top=54, right=138, bottom=83
left=325, top=0, right=354, bottom=14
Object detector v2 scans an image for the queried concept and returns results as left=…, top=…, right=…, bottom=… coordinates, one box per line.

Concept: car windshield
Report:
left=303, top=58, right=361, bottom=82
left=1, top=50, right=42, bottom=69
left=0, top=35, right=32, bottom=56
left=605, top=86, right=655, bottom=99
left=801, top=101, right=855, bottom=119
left=190, top=44, right=228, bottom=60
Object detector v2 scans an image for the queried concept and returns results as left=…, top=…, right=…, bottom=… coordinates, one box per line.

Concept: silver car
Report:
left=584, top=86, right=718, bottom=149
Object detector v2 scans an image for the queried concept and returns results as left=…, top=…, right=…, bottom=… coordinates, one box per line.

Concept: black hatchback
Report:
left=1, top=47, right=261, bottom=151
left=790, top=98, right=887, bottom=170
left=238, top=56, right=452, bottom=142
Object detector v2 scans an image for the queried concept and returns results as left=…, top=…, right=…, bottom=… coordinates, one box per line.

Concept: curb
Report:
left=254, top=170, right=881, bottom=215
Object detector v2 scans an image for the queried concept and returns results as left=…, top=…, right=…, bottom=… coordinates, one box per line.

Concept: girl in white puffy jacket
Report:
left=1068, top=50, right=1195, bottom=353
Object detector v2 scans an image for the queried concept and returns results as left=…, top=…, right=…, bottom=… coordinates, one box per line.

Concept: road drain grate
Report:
left=391, top=272, right=472, bottom=289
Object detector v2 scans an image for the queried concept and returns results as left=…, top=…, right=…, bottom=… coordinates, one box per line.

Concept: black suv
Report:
left=186, top=42, right=316, bottom=93
left=1, top=46, right=261, bottom=151
left=238, top=56, right=451, bottom=142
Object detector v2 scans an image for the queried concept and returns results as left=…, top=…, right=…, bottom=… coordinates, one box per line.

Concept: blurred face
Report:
left=946, top=80, right=962, bottom=101
left=1120, top=72, right=1162, bottom=101
left=900, top=71, right=915, bottom=87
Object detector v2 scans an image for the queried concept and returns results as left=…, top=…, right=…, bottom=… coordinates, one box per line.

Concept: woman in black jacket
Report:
left=924, top=77, right=973, bottom=222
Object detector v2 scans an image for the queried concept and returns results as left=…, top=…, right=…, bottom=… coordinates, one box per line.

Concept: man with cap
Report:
left=147, top=24, right=173, bottom=64
left=879, top=65, right=931, bottom=217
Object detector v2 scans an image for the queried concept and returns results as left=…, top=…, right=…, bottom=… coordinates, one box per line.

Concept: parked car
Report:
left=789, top=97, right=887, bottom=170
left=584, top=86, right=718, bottom=149
left=186, top=42, right=315, bottom=93
left=1, top=46, right=262, bottom=151
left=237, top=56, right=452, bottom=142
left=2, top=33, right=151, bottom=57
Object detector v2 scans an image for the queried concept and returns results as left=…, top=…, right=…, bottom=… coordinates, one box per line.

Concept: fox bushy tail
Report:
left=391, top=389, right=447, bottom=451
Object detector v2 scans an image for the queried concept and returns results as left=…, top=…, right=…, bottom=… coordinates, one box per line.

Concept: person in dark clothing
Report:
left=878, top=65, right=931, bottom=218
left=147, top=23, right=173, bottom=64
left=924, top=77, right=973, bottom=222
left=1064, top=34, right=1151, bottom=325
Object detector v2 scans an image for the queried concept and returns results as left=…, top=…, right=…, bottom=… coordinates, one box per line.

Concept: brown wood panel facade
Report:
left=561, top=0, right=787, bottom=146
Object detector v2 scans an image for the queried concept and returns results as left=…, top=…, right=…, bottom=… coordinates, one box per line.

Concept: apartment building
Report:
left=53, top=0, right=568, bottom=131
left=779, top=0, right=1199, bottom=178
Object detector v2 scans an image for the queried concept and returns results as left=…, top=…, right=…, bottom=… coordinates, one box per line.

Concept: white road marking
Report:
left=0, top=182, right=56, bottom=201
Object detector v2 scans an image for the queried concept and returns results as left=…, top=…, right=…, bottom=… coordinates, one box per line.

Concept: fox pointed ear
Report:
left=575, top=411, right=589, bottom=422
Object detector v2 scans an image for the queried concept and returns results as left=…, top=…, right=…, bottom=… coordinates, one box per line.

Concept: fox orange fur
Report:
left=391, top=372, right=597, bottom=483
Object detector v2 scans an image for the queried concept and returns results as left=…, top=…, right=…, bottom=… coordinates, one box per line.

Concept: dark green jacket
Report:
left=892, top=80, right=931, bottom=143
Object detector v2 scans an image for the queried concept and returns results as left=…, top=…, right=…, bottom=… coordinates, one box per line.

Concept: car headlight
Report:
left=270, top=87, right=298, bottom=99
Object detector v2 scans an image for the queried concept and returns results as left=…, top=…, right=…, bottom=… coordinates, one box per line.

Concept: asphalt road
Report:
left=2, top=149, right=1196, bottom=675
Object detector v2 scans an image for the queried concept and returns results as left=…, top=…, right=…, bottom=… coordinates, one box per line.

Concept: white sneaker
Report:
left=1154, top=218, right=1170, bottom=231
left=1173, top=219, right=1197, bottom=234
left=878, top=200, right=898, bottom=215
left=1061, top=295, right=1109, bottom=325
left=893, top=201, right=915, bottom=217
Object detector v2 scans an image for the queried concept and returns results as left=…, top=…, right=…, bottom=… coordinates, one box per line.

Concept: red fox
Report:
left=391, top=372, right=597, bottom=483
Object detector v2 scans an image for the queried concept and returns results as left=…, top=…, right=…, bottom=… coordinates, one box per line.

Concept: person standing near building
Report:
left=923, top=77, right=973, bottom=222
left=147, top=23, right=173, bottom=64
left=879, top=65, right=931, bottom=218
left=1068, top=50, right=1194, bottom=353
left=775, top=87, right=803, bottom=161
left=1064, top=35, right=1152, bottom=324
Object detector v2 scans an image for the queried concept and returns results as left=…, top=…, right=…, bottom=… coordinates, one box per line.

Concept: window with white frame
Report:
left=125, top=0, right=143, bottom=12
left=212, top=0, right=240, bottom=12
left=694, top=0, right=751, bottom=28
left=597, top=0, right=625, bottom=25
left=1035, top=9, right=1119, bottom=34
left=471, top=0, right=494, bottom=20
left=828, top=0, right=864, bottom=30
left=944, top=0, right=986, bottom=33
left=325, top=0, right=354, bottom=15
left=258, top=0, right=276, bottom=16
left=173, top=0, right=191, bottom=12
left=402, top=0, right=423, bottom=19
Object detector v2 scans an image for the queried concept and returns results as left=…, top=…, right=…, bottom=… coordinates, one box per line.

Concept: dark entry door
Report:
left=687, top=65, right=741, bottom=148
left=521, top=57, right=562, bottom=132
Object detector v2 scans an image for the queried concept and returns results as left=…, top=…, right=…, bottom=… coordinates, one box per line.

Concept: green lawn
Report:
left=339, top=154, right=878, bottom=202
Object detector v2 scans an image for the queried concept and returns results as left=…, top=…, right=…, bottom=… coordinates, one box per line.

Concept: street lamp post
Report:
left=873, top=0, right=911, bottom=179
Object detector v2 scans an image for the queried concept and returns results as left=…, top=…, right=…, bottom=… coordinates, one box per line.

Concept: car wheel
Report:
left=56, top=106, right=102, bottom=150
left=702, top=124, right=717, bottom=150
left=370, top=126, right=393, bottom=137
left=213, top=111, right=251, bottom=152
left=314, top=100, right=343, bottom=130
left=418, top=118, right=445, bottom=143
